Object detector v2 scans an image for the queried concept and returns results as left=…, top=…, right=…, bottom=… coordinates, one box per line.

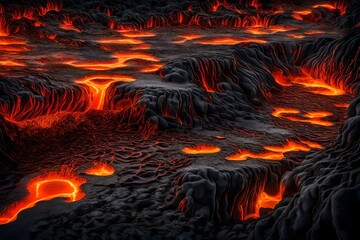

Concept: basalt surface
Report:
left=0, top=0, right=359, bottom=239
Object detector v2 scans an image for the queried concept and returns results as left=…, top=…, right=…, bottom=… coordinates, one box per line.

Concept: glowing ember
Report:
left=0, top=169, right=85, bottom=225
left=197, top=37, right=267, bottom=45
left=85, top=162, right=115, bottom=176
left=75, top=74, right=136, bottom=110
left=172, top=34, right=204, bottom=44
left=244, top=185, right=284, bottom=220
left=65, top=52, right=159, bottom=71
left=182, top=145, right=221, bottom=154
left=215, top=135, right=226, bottom=139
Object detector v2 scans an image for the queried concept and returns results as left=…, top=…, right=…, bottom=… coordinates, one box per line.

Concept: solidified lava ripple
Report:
left=0, top=0, right=359, bottom=239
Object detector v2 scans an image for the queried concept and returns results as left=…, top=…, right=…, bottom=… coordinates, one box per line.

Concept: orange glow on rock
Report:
left=172, top=34, right=204, bottom=44
left=304, top=30, right=326, bottom=35
left=245, top=25, right=297, bottom=35
left=96, top=38, right=144, bottom=45
left=227, top=139, right=323, bottom=161
left=140, top=63, right=163, bottom=73
left=75, top=74, right=136, bottom=110
left=226, top=150, right=284, bottom=161
left=272, top=107, right=334, bottom=127
left=120, top=31, right=156, bottom=38
left=59, top=18, right=81, bottom=33
left=292, top=76, right=345, bottom=96
left=264, top=140, right=311, bottom=153
left=0, top=169, right=85, bottom=225
left=244, top=185, right=284, bottom=220
left=65, top=52, right=159, bottom=71
left=334, top=103, right=350, bottom=108
left=85, top=162, right=115, bottom=176
left=287, top=33, right=305, bottom=39
left=271, top=108, right=300, bottom=118
left=0, top=60, right=25, bottom=67
left=182, top=145, right=221, bottom=154
left=197, top=37, right=267, bottom=45
left=292, top=10, right=312, bottom=21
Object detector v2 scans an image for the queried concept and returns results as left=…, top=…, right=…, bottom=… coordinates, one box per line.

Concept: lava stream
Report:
left=75, top=74, right=135, bottom=110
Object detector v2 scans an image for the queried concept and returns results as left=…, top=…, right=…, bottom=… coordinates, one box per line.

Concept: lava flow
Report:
left=272, top=107, right=334, bottom=127
left=75, top=74, right=135, bottom=110
left=0, top=169, right=86, bottom=225
left=182, top=145, right=221, bottom=154
left=197, top=37, right=267, bottom=45
left=85, top=162, right=115, bottom=176
left=243, top=185, right=284, bottom=220
left=226, top=140, right=323, bottom=161
left=65, top=52, right=159, bottom=71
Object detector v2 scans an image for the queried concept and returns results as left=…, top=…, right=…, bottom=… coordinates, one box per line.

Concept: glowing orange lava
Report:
left=334, top=103, right=349, bottom=108
left=140, top=63, right=163, bottom=73
left=75, top=74, right=136, bottom=110
left=65, top=52, right=159, bottom=71
left=245, top=25, right=297, bottom=35
left=182, top=145, right=221, bottom=154
left=292, top=76, right=345, bottom=96
left=272, top=107, right=334, bottom=127
left=85, top=162, right=115, bottom=176
left=197, top=37, right=267, bottom=45
left=244, top=185, right=284, bottom=220
left=304, top=30, right=325, bottom=35
left=0, top=60, right=25, bottom=67
left=226, top=150, right=284, bottom=161
left=264, top=140, right=311, bottom=153
left=120, top=31, right=156, bottom=38
left=0, top=170, right=85, bottom=225
left=172, top=34, right=204, bottom=44
left=96, top=38, right=144, bottom=45
left=227, top=139, right=323, bottom=161
left=292, top=10, right=312, bottom=21
left=59, top=18, right=81, bottom=33
left=287, top=33, right=305, bottom=39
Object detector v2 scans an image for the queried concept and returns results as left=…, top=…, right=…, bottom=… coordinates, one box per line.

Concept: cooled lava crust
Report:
left=0, top=0, right=359, bottom=239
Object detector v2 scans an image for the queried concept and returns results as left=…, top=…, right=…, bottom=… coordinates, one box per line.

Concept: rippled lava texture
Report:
left=0, top=0, right=359, bottom=239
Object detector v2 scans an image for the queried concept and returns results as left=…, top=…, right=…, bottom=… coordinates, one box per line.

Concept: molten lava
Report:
left=120, top=31, right=156, bottom=38
left=226, top=150, right=284, bottom=161
left=75, top=74, right=136, bottom=110
left=226, top=140, right=323, bottom=161
left=65, top=52, right=159, bottom=71
left=292, top=10, right=312, bottom=21
left=0, top=170, right=85, bottom=225
left=245, top=25, right=297, bottom=35
left=182, top=145, right=221, bottom=154
left=243, top=185, right=284, bottom=220
left=292, top=76, right=345, bottom=96
left=197, top=37, right=267, bottom=45
left=172, top=34, right=204, bottom=44
left=85, top=162, right=115, bottom=176
left=272, top=107, right=334, bottom=127
left=96, top=38, right=144, bottom=45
